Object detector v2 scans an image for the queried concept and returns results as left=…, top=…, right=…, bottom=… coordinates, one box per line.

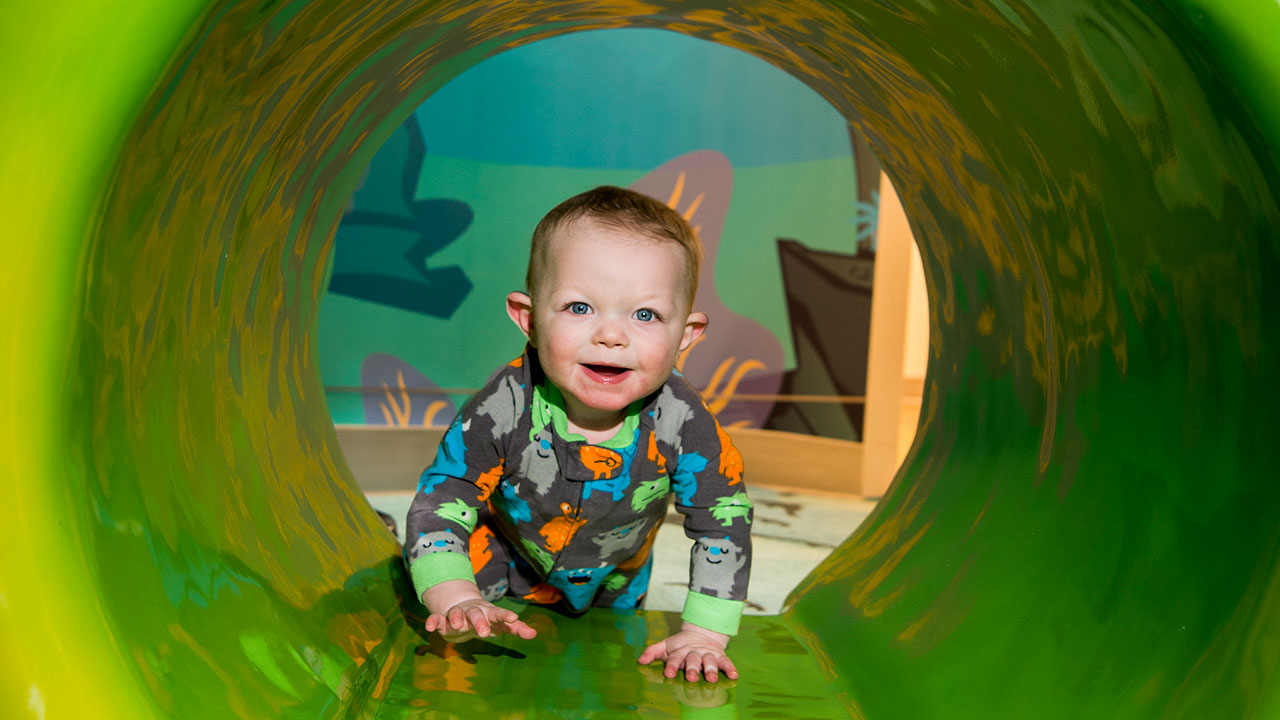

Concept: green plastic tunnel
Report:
left=3, top=1, right=1279, bottom=717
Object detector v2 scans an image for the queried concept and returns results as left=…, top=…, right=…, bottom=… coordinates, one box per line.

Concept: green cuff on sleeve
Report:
left=409, top=552, right=476, bottom=601
left=681, top=591, right=744, bottom=636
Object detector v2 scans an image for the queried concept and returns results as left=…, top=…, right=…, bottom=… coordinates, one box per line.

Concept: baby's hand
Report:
left=637, top=622, right=738, bottom=683
left=423, top=580, right=537, bottom=643
left=425, top=598, right=538, bottom=642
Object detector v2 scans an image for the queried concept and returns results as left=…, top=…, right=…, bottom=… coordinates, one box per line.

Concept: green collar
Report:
left=532, top=381, right=640, bottom=448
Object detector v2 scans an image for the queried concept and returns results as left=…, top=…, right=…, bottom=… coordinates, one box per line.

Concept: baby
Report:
left=404, top=185, right=753, bottom=683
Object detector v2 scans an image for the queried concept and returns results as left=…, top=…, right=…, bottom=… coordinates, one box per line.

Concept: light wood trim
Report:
left=335, top=425, right=863, bottom=497
left=860, top=174, right=914, bottom=497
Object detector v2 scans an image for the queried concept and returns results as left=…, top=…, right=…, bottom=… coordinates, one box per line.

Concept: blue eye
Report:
left=568, top=302, right=590, bottom=315
left=634, top=308, right=656, bottom=322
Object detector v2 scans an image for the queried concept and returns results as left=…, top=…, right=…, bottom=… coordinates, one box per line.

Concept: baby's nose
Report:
left=594, top=318, right=628, bottom=346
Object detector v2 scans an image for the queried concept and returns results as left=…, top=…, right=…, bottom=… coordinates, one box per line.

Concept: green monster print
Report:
left=710, top=492, right=753, bottom=527
left=630, top=476, right=670, bottom=513
left=602, top=572, right=628, bottom=592
left=435, top=499, right=479, bottom=532
left=529, top=385, right=555, bottom=442
left=520, top=537, right=554, bottom=574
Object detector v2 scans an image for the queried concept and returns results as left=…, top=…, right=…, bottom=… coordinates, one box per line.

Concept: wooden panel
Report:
left=336, top=425, right=863, bottom=496
left=335, top=425, right=446, bottom=492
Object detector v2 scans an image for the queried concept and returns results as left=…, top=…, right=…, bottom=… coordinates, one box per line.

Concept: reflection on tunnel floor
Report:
left=366, top=484, right=875, bottom=615
left=372, top=603, right=851, bottom=717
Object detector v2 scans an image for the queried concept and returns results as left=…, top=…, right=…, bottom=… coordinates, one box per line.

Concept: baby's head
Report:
left=525, top=186, right=702, bottom=311
left=507, top=186, right=709, bottom=436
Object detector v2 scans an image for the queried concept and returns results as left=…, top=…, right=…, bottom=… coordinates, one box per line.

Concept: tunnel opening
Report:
left=78, top=5, right=964, bottom=714
left=314, top=27, right=921, bottom=619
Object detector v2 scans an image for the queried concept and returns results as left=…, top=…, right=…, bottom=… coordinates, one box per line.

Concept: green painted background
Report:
left=2, top=1, right=1278, bottom=718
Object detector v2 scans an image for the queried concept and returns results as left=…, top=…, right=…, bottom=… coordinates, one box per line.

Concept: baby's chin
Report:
left=567, top=381, right=661, bottom=415
left=571, top=393, right=642, bottom=416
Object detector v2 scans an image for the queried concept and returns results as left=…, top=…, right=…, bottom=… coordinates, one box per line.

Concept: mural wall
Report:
left=318, top=28, right=882, bottom=440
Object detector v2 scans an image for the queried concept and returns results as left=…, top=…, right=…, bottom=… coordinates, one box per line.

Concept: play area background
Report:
left=319, top=29, right=883, bottom=441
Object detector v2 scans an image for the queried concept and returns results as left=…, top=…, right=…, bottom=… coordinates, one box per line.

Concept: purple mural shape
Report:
left=360, top=353, right=457, bottom=427
left=628, top=150, right=784, bottom=429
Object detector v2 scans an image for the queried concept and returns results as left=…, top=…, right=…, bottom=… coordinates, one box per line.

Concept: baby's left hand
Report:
left=637, top=622, right=738, bottom=683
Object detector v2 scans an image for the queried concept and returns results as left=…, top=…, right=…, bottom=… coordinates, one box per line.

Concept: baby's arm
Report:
left=637, top=622, right=737, bottom=683
left=647, top=380, right=752, bottom=682
left=406, top=361, right=540, bottom=643
left=422, top=579, right=537, bottom=642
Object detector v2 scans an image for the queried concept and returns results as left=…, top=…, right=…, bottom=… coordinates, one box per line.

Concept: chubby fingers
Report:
left=463, top=606, right=493, bottom=637
left=424, top=607, right=479, bottom=641
left=682, top=652, right=707, bottom=682
left=659, top=647, right=691, bottom=679
left=424, top=612, right=447, bottom=634
left=637, top=642, right=738, bottom=682
left=490, top=608, right=538, bottom=640
left=666, top=650, right=738, bottom=683
left=444, top=605, right=477, bottom=636
left=491, top=618, right=538, bottom=640
left=716, top=655, right=739, bottom=681
left=701, top=654, right=738, bottom=683
left=427, top=604, right=538, bottom=642
left=637, top=640, right=669, bottom=667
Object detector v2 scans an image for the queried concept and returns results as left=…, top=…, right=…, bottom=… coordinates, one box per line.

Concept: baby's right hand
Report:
left=425, top=598, right=538, bottom=642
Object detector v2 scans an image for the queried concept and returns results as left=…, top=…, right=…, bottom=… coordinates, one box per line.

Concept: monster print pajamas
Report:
left=405, top=348, right=754, bottom=636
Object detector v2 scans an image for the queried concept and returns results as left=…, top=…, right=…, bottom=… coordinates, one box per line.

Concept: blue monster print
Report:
left=671, top=452, right=708, bottom=506
left=582, top=474, right=630, bottom=502
left=417, top=467, right=444, bottom=495
left=549, top=563, right=615, bottom=611
left=582, top=426, right=642, bottom=502
left=419, top=419, right=468, bottom=494
left=610, top=557, right=653, bottom=609
left=495, top=481, right=532, bottom=523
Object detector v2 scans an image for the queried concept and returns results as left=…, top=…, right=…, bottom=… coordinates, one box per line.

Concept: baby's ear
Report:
left=680, top=311, right=708, bottom=351
left=506, top=292, right=535, bottom=343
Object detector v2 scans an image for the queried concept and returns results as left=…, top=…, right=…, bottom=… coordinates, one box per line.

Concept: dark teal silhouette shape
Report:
left=330, top=116, right=472, bottom=317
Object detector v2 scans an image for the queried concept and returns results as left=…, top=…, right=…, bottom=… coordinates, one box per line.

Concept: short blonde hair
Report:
left=526, top=186, right=701, bottom=306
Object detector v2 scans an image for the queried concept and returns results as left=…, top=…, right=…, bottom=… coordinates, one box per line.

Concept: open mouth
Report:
left=582, top=363, right=631, bottom=383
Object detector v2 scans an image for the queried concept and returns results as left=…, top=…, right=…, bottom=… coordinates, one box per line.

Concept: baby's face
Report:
left=529, top=220, right=701, bottom=432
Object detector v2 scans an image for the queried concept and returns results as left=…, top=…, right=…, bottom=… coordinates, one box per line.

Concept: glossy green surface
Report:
left=2, top=0, right=1279, bottom=718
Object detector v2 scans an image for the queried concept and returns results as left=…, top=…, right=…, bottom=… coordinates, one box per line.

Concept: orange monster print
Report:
left=646, top=430, right=667, bottom=474
left=616, top=523, right=662, bottom=572
left=540, top=502, right=587, bottom=553
left=579, top=445, right=623, bottom=480
left=716, top=422, right=743, bottom=485
left=523, top=582, right=563, bottom=605
left=475, top=461, right=503, bottom=501
left=469, top=525, right=495, bottom=575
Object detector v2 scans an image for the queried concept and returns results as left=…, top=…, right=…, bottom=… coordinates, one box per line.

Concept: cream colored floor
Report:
left=366, top=484, right=876, bottom=616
